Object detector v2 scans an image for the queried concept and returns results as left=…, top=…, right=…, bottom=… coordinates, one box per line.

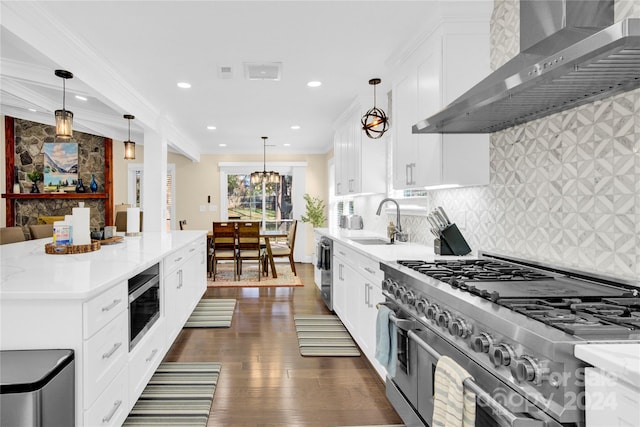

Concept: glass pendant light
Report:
left=123, top=114, right=136, bottom=160
left=361, top=78, right=389, bottom=139
left=54, top=70, right=74, bottom=139
left=250, top=136, right=279, bottom=185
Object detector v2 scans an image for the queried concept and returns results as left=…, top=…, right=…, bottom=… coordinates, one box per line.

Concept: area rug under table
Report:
left=208, top=262, right=303, bottom=288
left=123, top=362, right=221, bottom=427
left=184, top=298, right=236, bottom=328
left=294, top=314, right=361, bottom=356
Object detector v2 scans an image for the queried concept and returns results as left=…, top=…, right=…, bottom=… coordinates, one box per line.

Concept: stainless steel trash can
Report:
left=0, top=349, right=75, bottom=426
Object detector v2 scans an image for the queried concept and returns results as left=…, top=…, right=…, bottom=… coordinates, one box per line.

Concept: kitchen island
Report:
left=0, top=231, right=207, bottom=426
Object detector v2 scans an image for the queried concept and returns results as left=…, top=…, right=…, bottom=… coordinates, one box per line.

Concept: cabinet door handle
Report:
left=102, top=342, right=123, bottom=360
left=145, top=348, right=158, bottom=362
left=338, top=251, right=346, bottom=257
left=189, top=248, right=196, bottom=253
left=102, top=399, right=122, bottom=423
left=339, top=264, right=343, bottom=281
left=177, top=270, right=183, bottom=289
left=364, top=267, right=376, bottom=275
left=405, top=164, right=411, bottom=185
left=364, top=283, right=369, bottom=306
left=101, top=299, right=122, bottom=313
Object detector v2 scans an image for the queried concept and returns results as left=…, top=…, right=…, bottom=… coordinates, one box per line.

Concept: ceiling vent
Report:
left=244, top=62, right=282, bottom=81
left=218, top=66, right=233, bottom=79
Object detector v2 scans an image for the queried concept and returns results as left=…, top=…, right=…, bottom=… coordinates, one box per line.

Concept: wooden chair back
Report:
left=0, top=226, right=26, bottom=245
left=236, top=221, right=260, bottom=251
left=114, top=211, right=143, bottom=232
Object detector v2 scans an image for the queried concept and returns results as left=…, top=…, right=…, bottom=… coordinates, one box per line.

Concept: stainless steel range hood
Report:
left=413, top=0, right=640, bottom=134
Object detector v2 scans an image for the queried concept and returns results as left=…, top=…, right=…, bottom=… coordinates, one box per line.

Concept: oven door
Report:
left=392, top=317, right=549, bottom=427
left=129, top=275, right=160, bottom=350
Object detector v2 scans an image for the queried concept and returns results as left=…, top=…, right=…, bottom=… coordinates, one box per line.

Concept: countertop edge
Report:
left=575, top=343, right=640, bottom=387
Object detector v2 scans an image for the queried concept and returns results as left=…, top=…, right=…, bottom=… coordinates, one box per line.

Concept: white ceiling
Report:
left=0, top=1, right=443, bottom=157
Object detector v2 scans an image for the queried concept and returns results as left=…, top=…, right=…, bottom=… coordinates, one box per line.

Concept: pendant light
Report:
left=361, top=78, right=389, bottom=139
left=123, top=114, right=136, bottom=160
left=54, top=69, right=74, bottom=139
left=250, top=137, right=279, bottom=185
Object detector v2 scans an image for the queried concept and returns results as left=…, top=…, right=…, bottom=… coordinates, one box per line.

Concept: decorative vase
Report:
left=76, top=179, right=86, bottom=193
left=90, top=174, right=98, bottom=193
left=30, top=181, right=39, bottom=193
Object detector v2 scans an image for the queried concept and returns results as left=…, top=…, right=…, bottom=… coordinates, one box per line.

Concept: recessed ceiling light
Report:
left=283, top=143, right=291, bottom=147
left=28, top=108, right=37, bottom=112
left=177, top=82, right=191, bottom=89
left=290, top=125, right=300, bottom=130
left=307, top=81, right=322, bottom=87
left=207, top=126, right=217, bottom=130
left=219, top=143, right=227, bottom=147
left=75, top=95, right=87, bottom=101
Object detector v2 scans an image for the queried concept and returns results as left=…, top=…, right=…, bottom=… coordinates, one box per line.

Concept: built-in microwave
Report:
left=128, top=263, right=160, bottom=350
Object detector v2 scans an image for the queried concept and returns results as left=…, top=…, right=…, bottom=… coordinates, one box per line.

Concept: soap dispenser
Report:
left=387, top=221, right=395, bottom=243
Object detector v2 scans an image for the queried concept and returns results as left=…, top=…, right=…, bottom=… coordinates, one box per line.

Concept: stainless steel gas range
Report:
left=379, top=251, right=640, bottom=427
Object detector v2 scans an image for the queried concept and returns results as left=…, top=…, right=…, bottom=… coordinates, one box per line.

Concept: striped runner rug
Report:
left=184, top=298, right=236, bottom=328
left=294, top=314, right=360, bottom=356
left=123, top=362, right=221, bottom=426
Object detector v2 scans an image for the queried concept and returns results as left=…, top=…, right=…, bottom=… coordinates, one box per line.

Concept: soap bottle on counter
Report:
left=387, top=221, right=395, bottom=244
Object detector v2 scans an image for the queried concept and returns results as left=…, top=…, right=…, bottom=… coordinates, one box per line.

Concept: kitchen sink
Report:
left=349, top=237, right=391, bottom=245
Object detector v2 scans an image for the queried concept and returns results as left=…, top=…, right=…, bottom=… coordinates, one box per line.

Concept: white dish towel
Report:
left=432, top=355, right=476, bottom=427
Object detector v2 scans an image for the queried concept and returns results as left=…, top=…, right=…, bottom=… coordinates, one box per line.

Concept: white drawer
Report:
left=163, top=246, right=189, bottom=275
left=83, top=282, right=127, bottom=339
left=357, top=255, right=383, bottom=284
left=83, top=310, right=128, bottom=409
left=84, top=366, right=128, bottom=427
left=129, top=320, right=166, bottom=404
left=333, top=241, right=358, bottom=262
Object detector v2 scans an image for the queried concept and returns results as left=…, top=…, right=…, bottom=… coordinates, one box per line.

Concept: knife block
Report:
left=434, top=223, right=471, bottom=256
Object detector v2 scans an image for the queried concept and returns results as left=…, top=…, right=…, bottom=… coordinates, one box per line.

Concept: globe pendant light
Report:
left=250, top=136, right=279, bottom=185
left=54, top=69, right=74, bottom=139
left=123, top=114, right=136, bottom=160
left=361, top=78, right=389, bottom=139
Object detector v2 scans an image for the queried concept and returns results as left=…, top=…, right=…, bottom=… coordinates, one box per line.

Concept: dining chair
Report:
left=210, top=222, right=237, bottom=281
left=29, top=223, right=54, bottom=240
left=0, top=226, right=26, bottom=245
left=236, top=221, right=262, bottom=281
left=268, top=220, right=298, bottom=275
left=178, top=220, right=188, bottom=230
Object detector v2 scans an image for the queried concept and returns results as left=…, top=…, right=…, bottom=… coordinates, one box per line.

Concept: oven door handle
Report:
left=388, top=312, right=542, bottom=427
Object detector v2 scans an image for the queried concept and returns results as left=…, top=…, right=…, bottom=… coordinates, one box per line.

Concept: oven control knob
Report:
left=436, top=311, right=452, bottom=328
left=402, top=290, right=416, bottom=306
left=511, top=355, right=546, bottom=383
left=382, top=278, right=393, bottom=292
left=490, top=343, right=515, bottom=367
left=449, top=318, right=471, bottom=338
left=416, top=298, right=429, bottom=315
left=470, top=333, right=493, bottom=353
left=395, top=286, right=406, bottom=300
left=387, top=280, right=399, bottom=295
left=426, top=304, right=441, bottom=321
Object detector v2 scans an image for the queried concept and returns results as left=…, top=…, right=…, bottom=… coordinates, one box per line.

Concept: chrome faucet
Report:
left=376, top=198, right=408, bottom=243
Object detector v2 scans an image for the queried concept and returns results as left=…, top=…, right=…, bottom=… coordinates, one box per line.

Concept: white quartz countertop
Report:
left=314, top=227, right=476, bottom=263
left=575, top=343, right=640, bottom=387
left=0, top=230, right=206, bottom=300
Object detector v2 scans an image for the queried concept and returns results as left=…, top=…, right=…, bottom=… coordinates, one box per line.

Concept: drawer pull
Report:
left=102, top=342, right=123, bottom=360
left=102, top=399, right=122, bottom=423
left=174, top=256, right=184, bottom=263
left=189, top=248, right=196, bottom=253
left=177, top=270, right=183, bottom=289
left=364, top=267, right=377, bottom=275
left=338, top=251, right=346, bottom=256
left=145, top=348, right=158, bottom=362
left=101, top=299, right=122, bottom=312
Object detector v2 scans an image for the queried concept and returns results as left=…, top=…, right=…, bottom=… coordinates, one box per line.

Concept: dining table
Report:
left=207, top=229, right=288, bottom=279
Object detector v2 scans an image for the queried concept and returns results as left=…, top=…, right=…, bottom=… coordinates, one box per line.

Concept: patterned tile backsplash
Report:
left=355, top=0, right=640, bottom=282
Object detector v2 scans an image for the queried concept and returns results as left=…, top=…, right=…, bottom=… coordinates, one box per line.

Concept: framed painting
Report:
left=43, top=142, right=79, bottom=192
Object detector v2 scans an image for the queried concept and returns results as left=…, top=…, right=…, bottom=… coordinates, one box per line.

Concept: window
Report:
left=225, top=173, right=293, bottom=231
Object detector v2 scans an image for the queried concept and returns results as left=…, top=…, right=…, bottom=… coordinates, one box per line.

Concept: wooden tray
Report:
left=45, top=240, right=101, bottom=254
left=100, top=236, right=124, bottom=245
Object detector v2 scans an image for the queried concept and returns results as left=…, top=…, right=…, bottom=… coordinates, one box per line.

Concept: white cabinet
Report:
left=585, top=367, right=640, bottom=427
left=332, top=240, right=386, bottom=378
left=392, top=20, right=490, bottom=190
left=334, top=99, right=386, bottom=196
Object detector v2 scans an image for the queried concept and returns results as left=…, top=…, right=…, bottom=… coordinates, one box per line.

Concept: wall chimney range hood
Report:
left=413, top=0, right=640, bottom=134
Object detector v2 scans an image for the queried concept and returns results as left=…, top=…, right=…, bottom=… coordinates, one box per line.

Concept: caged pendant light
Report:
left=54, top=70, right=74, bottom=139
left=361, top=78, right=389, bottom=139
left=123, top=114, right=136, bottom=160
left=250, top=136, right=279, bottom=186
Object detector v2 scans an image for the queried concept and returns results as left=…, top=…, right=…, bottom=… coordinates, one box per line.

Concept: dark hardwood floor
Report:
left=164, top=263, right=403, bottom=427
